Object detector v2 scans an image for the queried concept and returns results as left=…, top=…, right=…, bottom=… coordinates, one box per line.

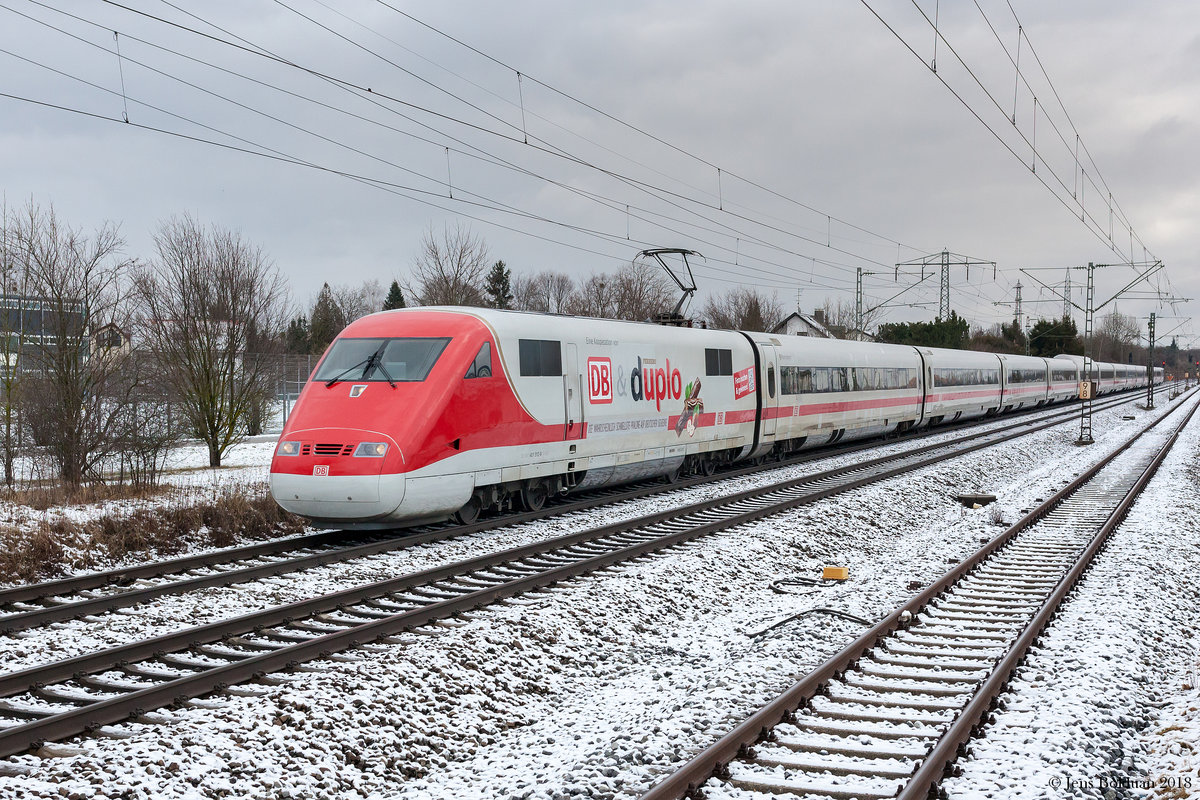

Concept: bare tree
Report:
left=514, top=270, right=576, bottom=313
left=814, top=298, right=882, bottom=339
left=608, top=260, right=676, bottom=321
left=408, top=223, right=488, bottom=305
left=135, top=215, right=291, bottom=467
left=14, top=202, right=138, bottom=486
left=1091, top=309, right=1140, bottom=363
left=565, top=273, right=616, bottom=318
left=0, top=200, right=26, bottom=485
left=113, top=355, right=186, bottom=488
left=330, top=279, right=385, bottom=322
left=701, top=287, right=784, bottom=332
left=511, top=273, right=539, bottom=311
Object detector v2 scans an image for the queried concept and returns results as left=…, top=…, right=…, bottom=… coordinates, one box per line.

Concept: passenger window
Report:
left=705, top=348, right=734, bottom=376
left=519, top=339, right=562, bottom=377
left=767, top=365, right=776, bottom=398
left=465, top=342, right=491, bottom=379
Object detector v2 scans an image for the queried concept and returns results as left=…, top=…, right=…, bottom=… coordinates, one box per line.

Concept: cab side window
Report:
left=465, top=342, right=492, bottom=379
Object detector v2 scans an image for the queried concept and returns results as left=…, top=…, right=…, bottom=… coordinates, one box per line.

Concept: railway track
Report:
left=640, top=388, right=1198, bottom=800
left=0, top=390, right=1167, bottom=759
left=0, top=391, right=1146, bottom=634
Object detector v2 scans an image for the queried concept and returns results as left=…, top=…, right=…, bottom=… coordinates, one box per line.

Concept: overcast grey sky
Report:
left=2, top=1, right=1196, bottom=344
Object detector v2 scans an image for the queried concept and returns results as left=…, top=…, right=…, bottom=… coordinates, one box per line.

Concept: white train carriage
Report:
left=1052, top=354, right=1134, bottom=395
left=998, top=354, right=1051, bottom=410
left=1116, top=362, right=1144, bottom=390
left=915, top=347, right=1003, bottom=425
left=1047, top=357, right=1081, bottom=403
left=752, top=334, right=924, bottom=453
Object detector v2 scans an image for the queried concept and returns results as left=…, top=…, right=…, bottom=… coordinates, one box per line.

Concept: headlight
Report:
left=276, top=440, right=301, bottom=456
left=353, top=442, right=388, bottom=457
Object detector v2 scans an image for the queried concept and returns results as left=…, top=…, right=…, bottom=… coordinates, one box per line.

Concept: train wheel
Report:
left=521, top=479, right=550, bottom=512
left=663, top=463, right=683, bottom=484
left=453, top=494, right=483, bottom=525
left=700, top=457, right=716, bottom=477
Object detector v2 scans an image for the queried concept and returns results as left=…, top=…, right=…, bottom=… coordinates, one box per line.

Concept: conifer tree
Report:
left=284, top=315, right=310, bottom=354
left=309, top=282, right=346, bottom=355
left=383, top=279, right=406, bottom=310
left=484, top=260, right=513, bottom=309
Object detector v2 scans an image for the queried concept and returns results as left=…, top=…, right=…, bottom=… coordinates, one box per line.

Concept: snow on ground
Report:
left=946, top=393, right=1200, bottom=800
left=0, top=437, right=275, bottom=531
left=0, top=395, right=1193, bottom=799
left=0, top=434, right=284, bottom=586
left=0, top=402, right=1141, bottom=676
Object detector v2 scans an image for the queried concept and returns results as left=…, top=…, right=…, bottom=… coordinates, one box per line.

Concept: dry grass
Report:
left=0, top=521, right=73, bottom=583
left=0, top=490, right=309, bottom=583
left=0, top=482, right=170, bottom=511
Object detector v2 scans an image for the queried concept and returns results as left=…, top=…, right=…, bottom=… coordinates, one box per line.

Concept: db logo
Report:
left=313, top=465, right=329, bottom=477
left=587, top=357, right=613, bottom=404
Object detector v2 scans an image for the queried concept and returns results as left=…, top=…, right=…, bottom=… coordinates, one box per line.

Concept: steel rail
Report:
left=0, top=401, right=1083, bottom=699
left=639, top=387, right=1197, bottom=800
left=899, top=391, right=1200, bottom=800
left=0, top=391, right=1142, bottom=633
left=0, top=386, right=1142, bottom=757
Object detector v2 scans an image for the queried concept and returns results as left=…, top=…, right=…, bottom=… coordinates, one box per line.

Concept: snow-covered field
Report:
left=0, top=434, right=278, bottom=525
left=1, top=396, right=1197, bottom=799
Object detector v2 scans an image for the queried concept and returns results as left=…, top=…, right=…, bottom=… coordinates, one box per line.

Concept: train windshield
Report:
left=316, top=337, right=451, bottom=384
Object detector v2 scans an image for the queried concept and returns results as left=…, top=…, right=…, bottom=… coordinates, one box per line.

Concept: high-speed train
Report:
left=270, top=307, right=1161, bottom=528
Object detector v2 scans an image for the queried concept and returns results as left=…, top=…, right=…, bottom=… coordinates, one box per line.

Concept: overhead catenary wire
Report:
left=1, top=1, right=1167, bottom=327
left=16, top=2, right=955, bottom=309
left=861, top=0, right=1157, bottom=272
left=72, top=0, right=920, bottom=289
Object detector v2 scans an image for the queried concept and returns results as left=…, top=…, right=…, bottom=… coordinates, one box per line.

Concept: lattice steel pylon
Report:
left=895, top=250, right=996, bottom=319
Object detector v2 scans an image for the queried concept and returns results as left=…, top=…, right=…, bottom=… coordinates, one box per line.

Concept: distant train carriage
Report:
left=1052, top=354, right=1140, bottom=395
left=998, top=354, right=1050, bottom=410
left=1047, top=357, right=1081, bottom=403
left=915, top=347, right=1002, bottom=425
left=754, top=335, right=924, bottom=454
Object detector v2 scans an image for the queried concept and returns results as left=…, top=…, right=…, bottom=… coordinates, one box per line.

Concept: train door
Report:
left=914, top=349, right=929, bottom=426
left=760, top=342, right=780, bottom=438
left=564, top=343, right=583, bottom=440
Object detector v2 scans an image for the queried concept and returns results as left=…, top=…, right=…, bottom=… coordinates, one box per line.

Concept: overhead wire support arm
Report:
left=863, top=271, right=934, bottom=321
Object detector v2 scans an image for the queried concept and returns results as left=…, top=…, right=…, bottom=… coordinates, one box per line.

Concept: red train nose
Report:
left=269, top=427, right=404, bottom=523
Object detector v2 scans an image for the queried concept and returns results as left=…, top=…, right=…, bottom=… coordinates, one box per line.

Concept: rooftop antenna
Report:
left=638, top=248, right=701, bottom=320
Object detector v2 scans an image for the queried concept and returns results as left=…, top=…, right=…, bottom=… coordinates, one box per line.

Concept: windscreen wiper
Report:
left=372, top=356, right=398, bottom=387
left=324, top=346, right=397, bottom=388
left=324, top=356, right=371, bottom=387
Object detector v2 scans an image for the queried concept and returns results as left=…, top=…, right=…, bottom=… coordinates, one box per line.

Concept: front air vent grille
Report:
left=313, top=443, right=349, bottom=456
